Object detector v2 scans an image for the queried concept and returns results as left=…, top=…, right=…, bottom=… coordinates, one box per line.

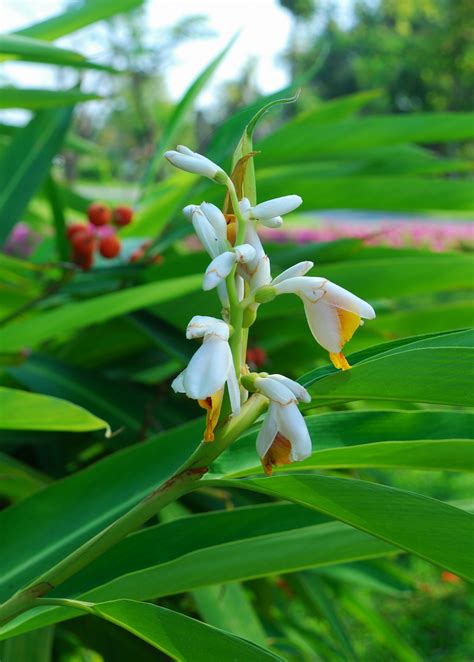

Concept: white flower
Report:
left=164, top=145, right=224, bottom=181
left=253, top=375, right=312, bottom=475
left=203, top=244, right=256, bottom=291
left=273, top=276, right=376, bottom=370
left=187, top=205, right=228, bottom=258
left=241, top=195, right=302, bottom=228
left=172, top=316, right=240, bottom=441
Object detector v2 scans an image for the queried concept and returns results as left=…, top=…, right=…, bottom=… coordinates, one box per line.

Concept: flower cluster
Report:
left=66, top=202, right=134, bottom=270
left=165, top=146, right=375, bottom=474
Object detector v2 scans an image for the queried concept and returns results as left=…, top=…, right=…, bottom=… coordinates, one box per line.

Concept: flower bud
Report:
left=250, top=195, right=302, bottom=220
left=165, top=146, right=224, bottom=181
left=254, top=285, right=277, bottom=304
left=200, top=202, right=227, bottom=240
left=234, top=243, right=256, bottom=263
left=258, top=216, right=283, bottom=229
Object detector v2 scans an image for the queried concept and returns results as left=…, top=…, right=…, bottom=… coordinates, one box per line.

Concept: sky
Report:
left=1, top=0, right=353, bottom=115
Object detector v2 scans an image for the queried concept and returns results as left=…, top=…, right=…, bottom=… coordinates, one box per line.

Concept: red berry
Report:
left=87, top=202, right=111, bottom=226
left=113, top=206, right=133, bottom=227
left=99, top=234, right=121, bottom=259
left=66, top=223, right=86, bottom=240
left=73, top=251, right=94, bottom=271
left=71, top=230, right=96, bottom=256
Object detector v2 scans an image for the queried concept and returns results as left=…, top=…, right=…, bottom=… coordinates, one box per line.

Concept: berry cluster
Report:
left=67, top=203, right=133, bottom=270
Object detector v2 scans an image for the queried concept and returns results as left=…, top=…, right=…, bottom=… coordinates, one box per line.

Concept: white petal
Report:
left=217, top=281, right=229, bottom=308
left=258, top=216, right=283, bottom=229
left=272, top=261, right=314, bottom=285
left=176, top=146, right=224, bottom=179
left=234, top=244, right=256, bottom=264
left=200, top=202, right=228, bottom=241
left=164, top=151, right=219, bottom=179
left=244, top=222, right=265, bottom=261
left=186, top=316, right=230, bottom=340
left=235, top=274, right=245, bottom=302
left=273, top=276, right=326, bottom=300
left=303, top=298, right=343, bottom=353
left=239, top=197, right=252, bottom=218
left=192, top=209, right=221, bottom=258
left=268, top=374, right=311, bottom=404
left=182, top=204, right=197, bottom=220
left=250, top=255, right=272, bottom=291
left=256, top=402, right=279, bottom=459
left=203, top=252, right=236, bottom=290
left=183, top=336, right=231, bottom=399
left=324, top=281, right=376, bottom=320
left=254, top=377, right=296, bottom=404
left=171, top=370, right=186, bottom=393
left=276, top=402, right=312, bottom=461
left=225, top=350, right=241, bottom=416
left=176, top=145, right=195, bottom=155
left=251, top=195, right=302, bottom=220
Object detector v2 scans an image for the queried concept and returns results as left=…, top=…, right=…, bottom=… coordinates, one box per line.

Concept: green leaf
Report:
left=0, top=34, right=115, bottom=71
left=212, top=410, right=474, bottom=477
left=90, top=599, right=283, bottom=661
left=139, top=35, right=236, bottom=198
left=301, top=329, right=474, bottom=408
left=231, top=94, right=298, bottom=205
left=14, top=0, right=145, bottom=41
left=0, top=419, right=204, bottom=602
left=0, top=108, right=73, bottom=244
left=0, top=387, right=110, bottom=434
left=290, top=575, right=357, bottom=662
left=0, top=88, right=102, bottom=110
left=193, top=583, right=268, bottom=647
left=9, top=354, right=144, bottom=434
left=342, top=592, right=422, bottom=662
left=0, top=452, right=50, bottom=503
left=256, top=173, right=474, bottom=211
left=0, top=274, right=201, bottom=352
left=218, top=475, right=474, bottom=580
left=257, top=112, right=474, bottom=164
left=0, top=504, right=397, bottom=638
left=0, top=626, right=54, bottom=662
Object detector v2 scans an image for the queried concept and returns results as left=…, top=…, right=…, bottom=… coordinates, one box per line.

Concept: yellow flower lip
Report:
left=198, top=388, right=224, bottom=442
left=262, top=433, right=293, bottom=476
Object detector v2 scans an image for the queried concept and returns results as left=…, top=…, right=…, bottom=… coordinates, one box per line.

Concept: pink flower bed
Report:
left=261, top=220, right=474, bottom=252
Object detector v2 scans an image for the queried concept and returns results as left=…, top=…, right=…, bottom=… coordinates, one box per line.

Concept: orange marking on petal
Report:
left=336, top=308, right=361, bottom=346
left=329, top=352, right=351, bottom=371
left=198, top=389, right=224, bottom=442
left=262, top=433, right=292, bottom=475
left=225, top=213, right=237, bottom=245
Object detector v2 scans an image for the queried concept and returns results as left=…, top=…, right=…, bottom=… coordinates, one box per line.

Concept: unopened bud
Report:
left=254, top=285, right=277, bottom=304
